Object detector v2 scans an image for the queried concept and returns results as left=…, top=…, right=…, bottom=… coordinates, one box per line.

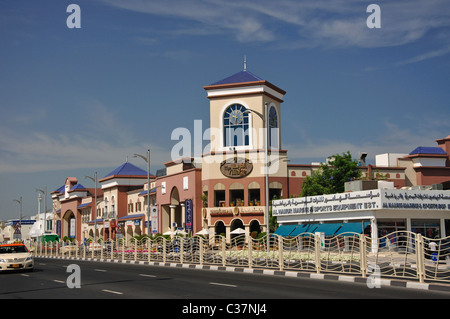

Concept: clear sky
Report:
left=1, top=0, right=449, bottom=220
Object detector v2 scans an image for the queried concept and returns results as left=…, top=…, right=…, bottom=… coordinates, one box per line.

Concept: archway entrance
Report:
left=215, top=220, right=226, bottom=237
left=249, top=220, right=261, bottom=237
left=170, top=187, right=182, bottom=231
left=63, top=210, right=76, bottom=240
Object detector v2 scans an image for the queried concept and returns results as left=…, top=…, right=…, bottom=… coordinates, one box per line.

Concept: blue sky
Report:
left=1, top=0, right=449, bottom=220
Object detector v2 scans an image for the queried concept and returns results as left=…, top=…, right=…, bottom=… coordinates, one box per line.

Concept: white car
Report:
left=0, top=243, right=34, bottom=272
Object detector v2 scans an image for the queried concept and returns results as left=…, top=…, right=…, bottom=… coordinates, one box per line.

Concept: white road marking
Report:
left=209, top=282, right=237, bottom=288
left=53, top=280, right=65, bottom=284
left=94, top=269, right=107, bottom=272
left=139, top=274, right=156, bottom=277
left=102, top=289, right=123, bottom=295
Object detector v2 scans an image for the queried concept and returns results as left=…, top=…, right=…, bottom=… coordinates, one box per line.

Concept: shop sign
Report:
left=185, top=199, right=193, bottom=233
left=273, top=189, right=450, bottom=217
left=151, top=205, right=158, bottom=234
left=220, top=157, right=253, bottom=178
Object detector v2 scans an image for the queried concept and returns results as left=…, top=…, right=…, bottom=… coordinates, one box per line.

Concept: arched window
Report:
left=268, top=106, right=279, bottom=149
left=223, top=104, right=249, bottom=147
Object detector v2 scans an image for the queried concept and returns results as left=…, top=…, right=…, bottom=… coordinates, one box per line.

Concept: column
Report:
left=170, top=205, right=177, bottom=232
left=371, top=218, right=378, bottom=254
left=440, top=218, right=446, bottom=237
left=180, top=202, right=185, bottom=230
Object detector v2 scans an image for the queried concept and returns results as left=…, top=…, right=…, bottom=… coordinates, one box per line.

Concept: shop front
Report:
left=273, top=188, right=450, bottom=239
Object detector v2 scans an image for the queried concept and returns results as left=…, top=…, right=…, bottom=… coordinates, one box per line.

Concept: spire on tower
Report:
left=243, top=55, right=247, bottom=71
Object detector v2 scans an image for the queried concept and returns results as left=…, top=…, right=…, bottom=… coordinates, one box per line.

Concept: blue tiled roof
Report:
left=209, top=70, right=264, bottom=86
left=409, top=146, right=447, bottom=155
left=103, top=162, right=147, bottom=178
left=53, top=185, right=65, bottom=194
left=70, top=183, right=86, bottom=191
left=138, top=188, right=157, bottom=196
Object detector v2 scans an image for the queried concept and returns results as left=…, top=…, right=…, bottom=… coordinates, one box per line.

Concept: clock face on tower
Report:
left=223, top=104, right=249, bottom=147
left=230, top=108, right=244, bottom=125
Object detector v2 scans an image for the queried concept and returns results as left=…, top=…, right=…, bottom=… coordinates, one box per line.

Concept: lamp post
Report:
left=13, top=196, right=22, bottom=240
left=133, top=149, right=151, bottom=236
left=84, top=172, right=98, bottom=243
left=244, top=103, right=270, bottom=249
left=35, top=186, right=47, bottom=235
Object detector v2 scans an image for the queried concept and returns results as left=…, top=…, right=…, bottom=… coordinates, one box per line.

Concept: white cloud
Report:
left=101, top=0, right=450, bottom=48
left=283, top=119, right=450, bottom=165
left=395, top=45, right=450, bottom=66
left=0, top=100, right=170, bottom=174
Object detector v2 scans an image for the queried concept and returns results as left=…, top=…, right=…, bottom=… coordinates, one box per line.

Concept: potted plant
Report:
left=200, top=193, right=208, bottom=207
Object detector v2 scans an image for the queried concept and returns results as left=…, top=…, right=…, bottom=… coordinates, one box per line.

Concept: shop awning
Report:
left=290, top=224, right=317, bottom=237
left=274, top=224, right=297, bottom=237
left=334, top=221, right=370, bottom=236
left=118, top=214, right=145, bottom=221
left=313, top=223, right=343, bottom=236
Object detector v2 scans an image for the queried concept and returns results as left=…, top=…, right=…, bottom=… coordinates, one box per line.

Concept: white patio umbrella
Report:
left=196, top=229, right=215, bottom=235
left=163, top=229, right=188, bottom=236
left=230, top=228, right=246, bottom=234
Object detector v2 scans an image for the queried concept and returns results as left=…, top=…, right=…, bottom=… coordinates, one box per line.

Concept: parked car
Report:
left=0, top=243, right=34, bottom=272
left=61, top=243, right=78, bottom=253
left=88, top=242, right=102, bottom=252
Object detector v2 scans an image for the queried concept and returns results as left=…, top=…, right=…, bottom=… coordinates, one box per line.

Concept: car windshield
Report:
left=0, top=245, right=29, bottom=254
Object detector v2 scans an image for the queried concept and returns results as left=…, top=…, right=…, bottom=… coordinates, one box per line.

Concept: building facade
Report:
left=46, top=68, right=450, bottom=243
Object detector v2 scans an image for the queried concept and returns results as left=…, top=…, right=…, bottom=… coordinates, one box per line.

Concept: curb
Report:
left=36, top=255, right=450, bottom=293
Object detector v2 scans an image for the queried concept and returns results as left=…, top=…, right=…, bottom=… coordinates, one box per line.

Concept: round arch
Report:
left=170, top=187, right=180, bottom=205
left=249, top=219, right=261, bottom=237
left=62, top=210, right=76, bottom=240
left=214, top=220, right=226, bottom=237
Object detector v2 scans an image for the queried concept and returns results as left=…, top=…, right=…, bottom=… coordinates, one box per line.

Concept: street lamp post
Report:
left=35, top=186, right=47, bottom=235
left=85, top=172, right=98, bottom=243
left=13, top=196, right=22, bottom=240
left=133, top=149, right=151, bottom=236
left=244, top=103, right=270, bottom=249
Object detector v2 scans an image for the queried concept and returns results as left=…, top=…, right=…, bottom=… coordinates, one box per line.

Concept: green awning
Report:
left=334, top=221, right=370, bottom=236
left=274, top=224, right=298, bottom=237
left=313, top=223, right=343, bottom=236
left=290, top=224, right=318, bottom=237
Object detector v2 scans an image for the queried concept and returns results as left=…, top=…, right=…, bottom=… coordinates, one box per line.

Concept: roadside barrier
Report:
left=32, top=231, right=450, bottom=284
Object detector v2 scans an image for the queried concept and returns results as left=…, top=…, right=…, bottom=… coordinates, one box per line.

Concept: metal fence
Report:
left=32, top=231, right=450, bottom=284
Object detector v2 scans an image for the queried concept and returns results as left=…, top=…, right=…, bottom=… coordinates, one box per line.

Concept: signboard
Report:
left=116, top=223, right=122, bottom=239
left=150, top=205, right=158, bottom=234
left=220, top=157, right=253, bottom=178
left=185, top=199, right=193, bottom=233
left=273, top=189, right=450, bottom=217
left=69, top=218, right=76, bottom=239
left=13, top=223, right=21, bottom=240
left=56, top=220, right=61, bottom=237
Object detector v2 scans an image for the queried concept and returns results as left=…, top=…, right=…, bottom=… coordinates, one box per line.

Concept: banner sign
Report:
left=185, top=199, right=193, bottom=233
left=150, top=205, right=158, bottom=234
left=273, top=189, right=450, bottom=217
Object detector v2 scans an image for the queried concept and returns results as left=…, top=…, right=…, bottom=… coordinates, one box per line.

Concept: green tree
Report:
left=301, top=151, right=361, bottom=197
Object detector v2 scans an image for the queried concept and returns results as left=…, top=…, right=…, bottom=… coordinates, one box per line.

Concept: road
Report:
left=1, top=258, right=449, bottom=302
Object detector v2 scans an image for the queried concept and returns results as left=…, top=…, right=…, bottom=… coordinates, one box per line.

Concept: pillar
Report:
left=170, top=205, right=177, bottom=232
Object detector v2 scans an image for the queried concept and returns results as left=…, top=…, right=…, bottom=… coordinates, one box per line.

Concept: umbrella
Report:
left=196, top=229, right=215, bottom=235
left=230, top=228, right=246, bottom=234
left=163, top=229, right=187, bottom=236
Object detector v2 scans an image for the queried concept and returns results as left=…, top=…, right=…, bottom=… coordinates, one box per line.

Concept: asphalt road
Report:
left=1, top=258, right=450, bottom=302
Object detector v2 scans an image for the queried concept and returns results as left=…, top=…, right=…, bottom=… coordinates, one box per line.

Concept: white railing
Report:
left=32, top=231, right=450, bottom=284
